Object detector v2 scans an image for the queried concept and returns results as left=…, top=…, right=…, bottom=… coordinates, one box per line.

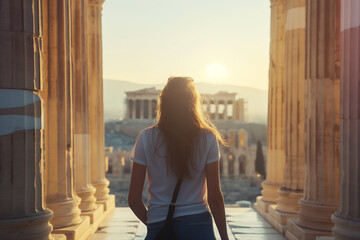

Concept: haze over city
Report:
left=102, top=0, right=270, bottom=90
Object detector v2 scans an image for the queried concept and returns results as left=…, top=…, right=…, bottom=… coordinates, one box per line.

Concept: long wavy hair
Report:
left=154, top=76, right=226, bottom=179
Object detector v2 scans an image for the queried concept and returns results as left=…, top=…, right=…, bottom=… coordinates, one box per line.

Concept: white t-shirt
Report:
left=130, top=127, right=220, bottom=224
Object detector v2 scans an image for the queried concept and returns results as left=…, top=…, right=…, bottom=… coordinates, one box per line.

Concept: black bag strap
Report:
left=165, top=178, right=182, bottom=221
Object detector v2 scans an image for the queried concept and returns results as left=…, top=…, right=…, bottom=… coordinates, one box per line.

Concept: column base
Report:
left=268, top=204, right=298, bottom=234
left=254, top=195, right=275, bottom=213
left=92, top=179, right=110, bottom=201
left=286, top=218, right=333, bottom=240
left=297, top=199, right=337, bottom=232
left=48, top=197, right=82, bottom=229
left=77, top=186, right=97, bottom=212
left=97, top=194, right=116, bottom=211
left=52, top=197, right=115, bottom=240
left=261, top=181, right=282, bottom=203
left=276, top=188, right=303, bottom=214
left=332, top=213, right=360, bottom=240
left=81, top=204, right=104, bottom=224
left=52, top=216, right=91, bottom=240
left=0, top=210, right=53, bottom=240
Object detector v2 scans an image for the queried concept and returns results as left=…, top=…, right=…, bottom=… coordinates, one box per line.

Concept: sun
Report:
left=206, top=64, right=227, bottom=79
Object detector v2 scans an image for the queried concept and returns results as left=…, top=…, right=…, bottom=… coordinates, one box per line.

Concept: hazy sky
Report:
left=102, top=0, right=271, bottom=90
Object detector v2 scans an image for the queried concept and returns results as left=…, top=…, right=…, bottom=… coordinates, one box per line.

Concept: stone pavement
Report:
left=89, top=207, right=286, bottom=240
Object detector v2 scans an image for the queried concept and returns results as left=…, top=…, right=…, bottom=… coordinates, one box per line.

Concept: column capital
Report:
left=88, top=0, right=105, bottom=6
left=270, top=0, right=286, bottom=6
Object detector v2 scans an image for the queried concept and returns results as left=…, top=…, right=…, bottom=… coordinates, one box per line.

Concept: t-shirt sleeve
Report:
left=129, top=130, right=147, bottom=166
left=206, top=134, right=220, bottom=164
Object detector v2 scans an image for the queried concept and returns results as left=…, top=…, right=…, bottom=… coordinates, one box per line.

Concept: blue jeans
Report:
left=145, top=211, right=216, bottom=240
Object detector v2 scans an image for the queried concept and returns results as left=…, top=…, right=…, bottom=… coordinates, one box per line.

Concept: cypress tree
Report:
left=255, top=140, right=266, bottom=178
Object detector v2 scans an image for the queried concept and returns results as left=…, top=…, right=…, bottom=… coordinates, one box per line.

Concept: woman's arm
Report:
left=128, top=162, right=147, bottom=225
left=206, top=161, right=229, bottom=240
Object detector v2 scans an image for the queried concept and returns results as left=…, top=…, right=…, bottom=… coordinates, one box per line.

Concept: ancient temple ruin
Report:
left=125, top=88, right=246, bottom=122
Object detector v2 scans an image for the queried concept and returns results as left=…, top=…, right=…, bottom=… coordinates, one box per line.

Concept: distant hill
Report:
left=104, top=79, right=268, bottom=124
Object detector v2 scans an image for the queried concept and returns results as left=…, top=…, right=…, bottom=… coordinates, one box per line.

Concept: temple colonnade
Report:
left=0, top=0, right=115, bottom=240
left=202, top=93, right=246, bottom=121
left=127, top=98, right=157, bottom=120
left=254, top=0, right=360, bottom=240
left=125, top=89, right=246, bottom=122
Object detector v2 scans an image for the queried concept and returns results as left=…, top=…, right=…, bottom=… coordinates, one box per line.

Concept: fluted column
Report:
left=140, top=100, right=144, bottom=119
left=45, top=0, right=82, bottom=229
left=224, top=102, right=228, bottom=120
left=276, top=0, right=306, bottom=215
left=88, top=0, right=110, bottom=202
left=234, top=158, right=240, bottom=177
left=0, top=1, right=53, bottom=239
left=287, top=0, right=341, bottom=239
left=222, top=158, right=229, bottom=177
left=215, top=102, right=219, bottom=120
left=132, top=99, right=136, bottom=120
left=72, top=0, right=97, bottom=212
left=331, top=1, right=360, bottom=239
left=126, top=99, right=130, bottom=119
left=259, top=0, right=287, bottom=205
left=148, top=99, right=152, bottom=120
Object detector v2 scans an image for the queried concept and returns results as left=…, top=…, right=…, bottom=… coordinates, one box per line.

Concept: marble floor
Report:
left=89, top=207, right=286, bottom=240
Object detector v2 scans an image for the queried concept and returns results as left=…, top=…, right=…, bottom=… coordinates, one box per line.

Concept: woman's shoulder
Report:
left=138, top=125, right=160, bottom=140
left=199, top=129, right=217, bottom=144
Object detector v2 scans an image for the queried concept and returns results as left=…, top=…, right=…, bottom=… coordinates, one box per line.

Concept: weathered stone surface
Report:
left=44, top=0, right=82, bottom=229
left=0, top=1, right=53, bottom=239
left=331, top=1, right=360, bottom=239
left=275, top=0, right=306, bottom=216
left=88, top=0, right=111, bottom=202
left=72, top=0, right=97, bottom=213
left=287, top=0, right=341, bottom=239
left=260, top=0, right=286, bottom=207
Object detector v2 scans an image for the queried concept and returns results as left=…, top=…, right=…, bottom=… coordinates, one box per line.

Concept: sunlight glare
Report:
left=206, top=64, right=227, bottom=79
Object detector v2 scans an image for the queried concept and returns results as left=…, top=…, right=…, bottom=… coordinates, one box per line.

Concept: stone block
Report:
left=253, top=203, right=267, bottom=219
left=286, top=218, right=333, bottom=240
left=97, top=194, right=116, bottom=211
left=267, top=205, right=286, bottom=234
left=255, top=196, right=273, bottom=213
left=52, top=216, right=91, bottom=240
left=81, top=204, right=104, bottom=224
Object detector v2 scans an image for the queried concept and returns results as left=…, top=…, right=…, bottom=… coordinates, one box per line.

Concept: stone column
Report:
left=215, top=102, right=219, bottom=120
left=287, top=0, right=340, bottom=239
left=331, top=1, right=360, bottom=239
left=72, top=0, right=97, bottom=212
left=148, top=99, right=152, bottom=120
left=88, top=0, right=111, bottom=203
left=255, top=0, right=286, bottom=213
left=140, top=99, right=144, bottom=119
left=222, top=158, right=229, bottom=177
left=234, top=157, right=240, bottom=177
left=224, top=101, right=228, bottom=120
left=126, top=99, right=130, bottom=119
left=269, top=0, right=306, bottom=227
left=132, top=99, right=136, bottom=120
left=0, top=1, right=53, bottom=239
left=45, top=0, right=82, bottom=229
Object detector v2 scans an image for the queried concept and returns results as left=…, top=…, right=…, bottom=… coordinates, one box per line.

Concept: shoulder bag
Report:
left=154, top=178, right=182, bottom=240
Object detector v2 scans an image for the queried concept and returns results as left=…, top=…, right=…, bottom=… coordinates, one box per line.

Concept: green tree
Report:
left=255, top=140, right=266, bottom=179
